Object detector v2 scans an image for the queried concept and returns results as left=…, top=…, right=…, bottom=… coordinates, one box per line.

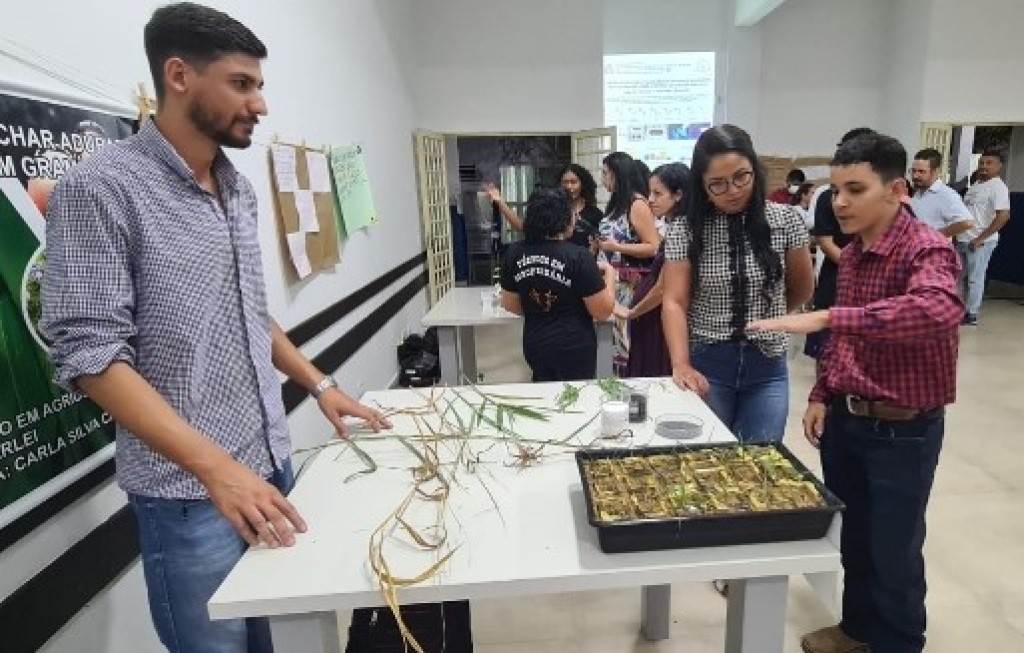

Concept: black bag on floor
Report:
left=345, top=601, right=473, bottom=652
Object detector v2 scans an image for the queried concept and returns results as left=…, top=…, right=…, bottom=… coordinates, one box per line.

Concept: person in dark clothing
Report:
left=619, top=162, right=690, bottom=377
left=486, top=164, right=603, bottom=253
left=500, top=188, right=616, bottom=382
left=804, top=128, right=874, bottom=360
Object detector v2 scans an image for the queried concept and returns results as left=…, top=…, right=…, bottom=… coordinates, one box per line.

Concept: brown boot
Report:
left=800, top=625, right=868, bottom=653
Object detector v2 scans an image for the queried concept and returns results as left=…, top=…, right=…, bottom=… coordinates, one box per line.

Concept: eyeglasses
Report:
left=706, top=169, right=754, bottom=196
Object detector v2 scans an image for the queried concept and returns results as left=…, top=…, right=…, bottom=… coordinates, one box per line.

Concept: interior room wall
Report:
left=412, top=0, right=604, bottom=133
left=0, top=1, right=424, bottom=650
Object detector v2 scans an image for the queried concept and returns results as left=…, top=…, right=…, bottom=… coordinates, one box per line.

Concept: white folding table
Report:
left=210, top=380, right=840, bottom=653
left=421, top=286, right=615, bottom=384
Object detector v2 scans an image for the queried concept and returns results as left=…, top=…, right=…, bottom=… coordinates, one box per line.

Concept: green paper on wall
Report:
left=328, top=145, right=378, bottom=234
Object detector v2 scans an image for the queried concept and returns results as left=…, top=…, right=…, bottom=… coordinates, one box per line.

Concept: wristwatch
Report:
left=311, top=374, right=338, bottom=398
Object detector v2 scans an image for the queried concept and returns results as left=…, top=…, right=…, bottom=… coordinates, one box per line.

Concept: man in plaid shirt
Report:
left=750, top=133, right=962, bottom=653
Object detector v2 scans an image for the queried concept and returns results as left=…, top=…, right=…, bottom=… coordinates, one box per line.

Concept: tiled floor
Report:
left=349, top=299, right=1024, bottom=652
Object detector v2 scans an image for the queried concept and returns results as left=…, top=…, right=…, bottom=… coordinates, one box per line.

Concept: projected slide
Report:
left=604, top=52, right=715, bottom=166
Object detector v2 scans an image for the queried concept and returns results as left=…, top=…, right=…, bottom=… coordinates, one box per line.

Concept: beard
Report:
left=189, top=100, right=255, bottom=149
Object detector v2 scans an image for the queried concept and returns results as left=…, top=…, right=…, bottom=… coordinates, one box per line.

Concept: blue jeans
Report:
left=129, top=459, right=295, bottom=653
left=956, top=239, right=996, bottom=317
left=689, top=341, right=789, bottom=443
left=821, top=403, right=944, bottom=653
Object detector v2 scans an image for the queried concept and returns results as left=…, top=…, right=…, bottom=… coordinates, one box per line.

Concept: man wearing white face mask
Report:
left=768, top=168, right=806, bottom=204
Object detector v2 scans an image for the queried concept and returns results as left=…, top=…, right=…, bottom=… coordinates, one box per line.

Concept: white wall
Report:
left=413, top=0, right=604, bottom=133
left=878, top=0, right=932, bottom=150
left=756, top=0, right=887, bottom=156
left=922, top=0, right=1024, bottom=125
left=0, top=1, right=423, bottom=651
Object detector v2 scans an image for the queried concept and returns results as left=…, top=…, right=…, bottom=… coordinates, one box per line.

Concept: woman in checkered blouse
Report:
left=660, top=125, right=814, bottom=443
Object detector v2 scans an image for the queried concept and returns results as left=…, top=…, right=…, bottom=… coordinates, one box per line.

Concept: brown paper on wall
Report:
left=268, top=144, right=341, bottom=279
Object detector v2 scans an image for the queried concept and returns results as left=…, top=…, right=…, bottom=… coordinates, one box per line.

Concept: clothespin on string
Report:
left=135, top=82, right=156, bottom=123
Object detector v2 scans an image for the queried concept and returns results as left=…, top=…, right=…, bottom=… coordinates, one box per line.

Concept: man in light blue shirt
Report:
left=910, top=148, right=973, bottom=238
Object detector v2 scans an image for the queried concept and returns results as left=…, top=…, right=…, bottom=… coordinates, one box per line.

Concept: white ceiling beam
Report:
left=735, top=0, right=789, bottom=26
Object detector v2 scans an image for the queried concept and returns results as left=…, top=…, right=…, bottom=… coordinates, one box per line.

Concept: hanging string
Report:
left=0, top=35, right=130, bottom=108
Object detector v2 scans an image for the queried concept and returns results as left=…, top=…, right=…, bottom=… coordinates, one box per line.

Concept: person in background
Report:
left=39, top=5, right=390, bottom=651
left=617, top=162, right=690, bottom=377
left=485, top=163, right=603, bottom=252
left=598, top=151, right=661, bottom=375
left=500, top=188, right=616, bottom=382
left=910, top=148, right=973, bottom=238
left=661, top=125, right=813, bottom=443
left=804, top=127, right=875, bottom=361
left=957, top=148, right=1011, bottom=325
left=749, top=132, right=962, bottom=653
left=791, top=181, right=816, bottom=231
left=633, top=158, right=652, bottom=193
left=768, top=168, right=806, bottom=204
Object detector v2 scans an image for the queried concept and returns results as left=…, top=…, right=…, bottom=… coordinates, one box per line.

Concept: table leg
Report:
left=639, top=584, right=671, bottom=641
left=596, top=321, right=614, bottom=378
left=269, top=611, right=342, bottom=653
left=458, top=325, right=479, bottom=383
left=724, top=576, right=788, bottom=653
left=806, top=512, right=842, bottom=618
left=437, top=326, right=459, bottom=386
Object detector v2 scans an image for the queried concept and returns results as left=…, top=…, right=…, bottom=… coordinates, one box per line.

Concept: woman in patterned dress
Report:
left=597, top=151, right=660, bottom=376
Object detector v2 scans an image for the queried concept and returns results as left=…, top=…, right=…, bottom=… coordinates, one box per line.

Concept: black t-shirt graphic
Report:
left=500, top=240, right=605, bottom=353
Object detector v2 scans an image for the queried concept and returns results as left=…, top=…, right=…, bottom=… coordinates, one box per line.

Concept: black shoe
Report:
left=964, top=314, right=978, bottom=326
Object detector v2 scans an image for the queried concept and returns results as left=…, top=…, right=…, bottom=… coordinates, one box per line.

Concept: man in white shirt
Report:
left=910, top=149, right=973, bottom=237
left=957, top=148, right=1011, bottom=325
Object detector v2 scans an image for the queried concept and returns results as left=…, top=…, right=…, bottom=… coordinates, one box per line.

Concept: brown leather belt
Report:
left=838, top=395, right=929, bottom=421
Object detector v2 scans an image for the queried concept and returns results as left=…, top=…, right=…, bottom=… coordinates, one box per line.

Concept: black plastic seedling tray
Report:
left=576, top=443, right=844, bottom=553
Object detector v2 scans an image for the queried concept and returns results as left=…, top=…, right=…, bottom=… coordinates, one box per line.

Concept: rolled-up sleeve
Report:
left=40, top=174, right=136, bottom=390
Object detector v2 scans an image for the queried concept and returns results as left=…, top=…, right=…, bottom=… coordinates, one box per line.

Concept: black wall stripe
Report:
left=0, top=506, right=139, bottom=653
left=0, top=253, right=427, bottom=553
left=2, top=260, right=428, bottom=651
left=286, top=252, right=426, bottom=347
left=0, top=459, right=116, bottom=555
left=281, top=270, right=429, bottom=412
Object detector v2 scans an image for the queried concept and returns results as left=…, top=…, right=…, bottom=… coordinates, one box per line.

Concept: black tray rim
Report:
left=575, top=441, right=845, bottom=530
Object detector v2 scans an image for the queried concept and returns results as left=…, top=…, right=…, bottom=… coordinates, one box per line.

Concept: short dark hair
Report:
left=981, top=148, right=1007, bottom=164
left=838, top=127, right=875, bottom=146
left=786, top=169, right=806, bottom=184
left=524, top=188, right=572, bottom=244
left=144, top=3, right=267, bottom=101
left=831, top=132, right=907, bottom=183
left=914, top=148, right=943, bottom=170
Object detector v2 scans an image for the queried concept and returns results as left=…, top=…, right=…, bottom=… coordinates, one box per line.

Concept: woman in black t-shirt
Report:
left=486, top=164, right=604, bottom=253
left=500, top=188, right=617, bottom=382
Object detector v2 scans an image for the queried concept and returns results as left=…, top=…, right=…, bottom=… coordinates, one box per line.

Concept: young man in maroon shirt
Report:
left=750, top=133, right=963, bottom=653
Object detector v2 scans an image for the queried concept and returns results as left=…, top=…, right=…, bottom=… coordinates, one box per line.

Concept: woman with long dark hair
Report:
left=500, top=188, right=616, bottom=382
left=661, top=125, right=813, bottom=442
left=618, top=162, right=690, bottom=377
left=485, top=164, right=603, bottom=251
left=598, top=151, right=660, bottom=374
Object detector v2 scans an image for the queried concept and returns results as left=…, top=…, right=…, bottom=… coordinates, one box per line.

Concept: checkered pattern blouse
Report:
left=40, top=120, right=289, bottom=499
left=810, top=208, right=963, bottom=409
left=664, top=202, right=809, bottom=357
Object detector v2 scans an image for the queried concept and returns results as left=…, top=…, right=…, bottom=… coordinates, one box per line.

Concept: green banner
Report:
left=0, top=93, right=134, bottom=523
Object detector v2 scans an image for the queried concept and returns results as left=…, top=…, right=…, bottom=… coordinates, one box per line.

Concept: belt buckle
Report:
left=846, top=394, right=861, bottom=416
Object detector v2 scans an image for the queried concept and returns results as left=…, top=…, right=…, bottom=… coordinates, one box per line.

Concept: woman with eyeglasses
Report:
left=661, top=125, right=814, bottom=443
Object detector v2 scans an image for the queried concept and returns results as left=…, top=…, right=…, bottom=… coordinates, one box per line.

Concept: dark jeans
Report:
left=129, top=459, right=295, bottom=653
left=821, top=403, right=944, bottom=653
left=525, top=344, right=596, bottom=382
